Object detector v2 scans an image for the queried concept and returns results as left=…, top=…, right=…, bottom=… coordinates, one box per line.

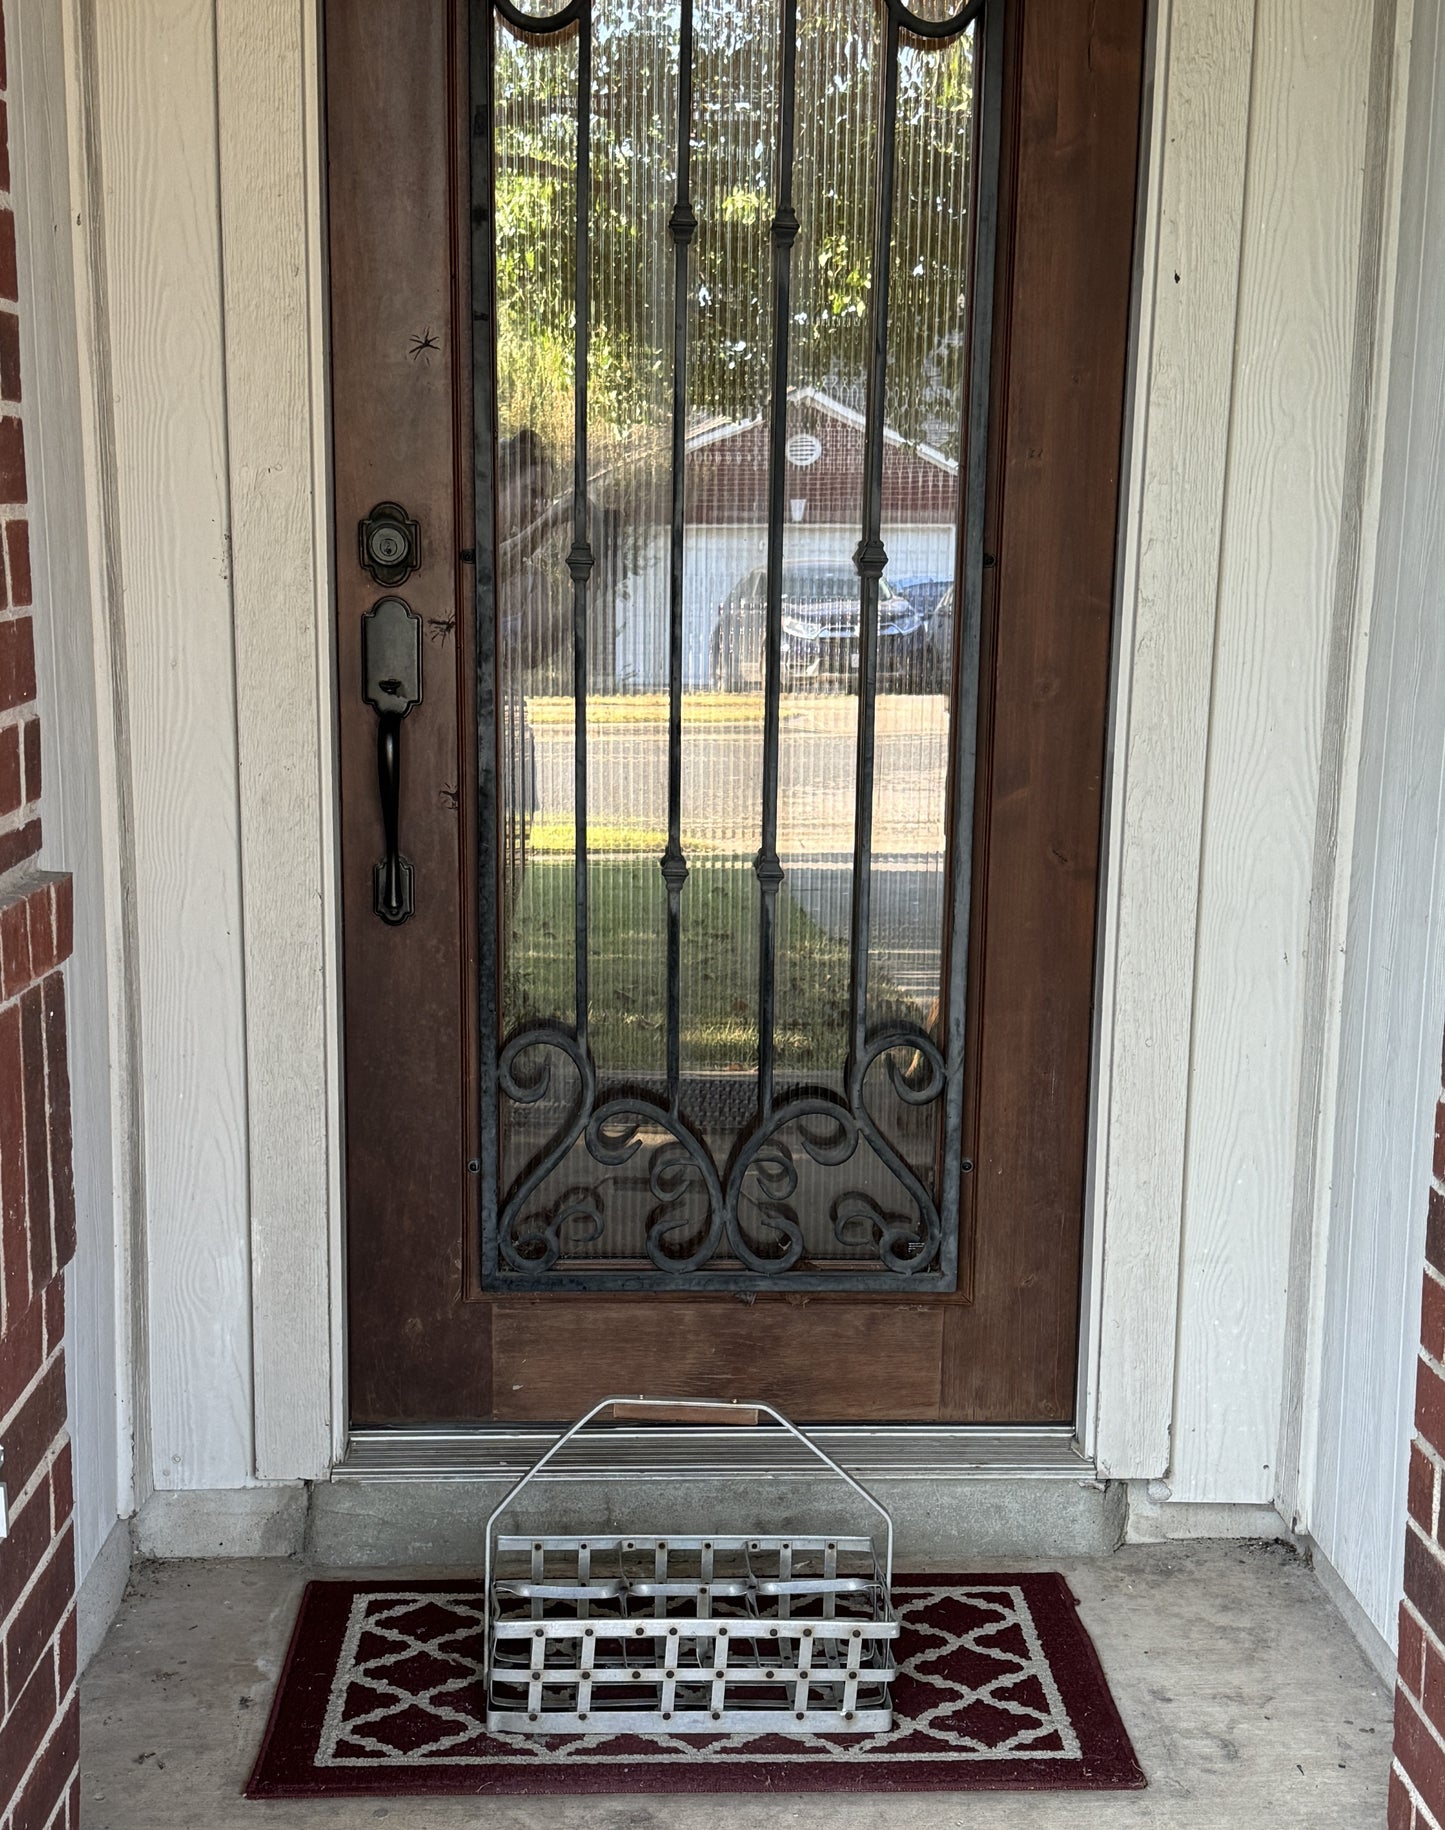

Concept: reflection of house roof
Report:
left=686, top=386, right=959, bottom=476
left=684, top=386, right=959, bottom=526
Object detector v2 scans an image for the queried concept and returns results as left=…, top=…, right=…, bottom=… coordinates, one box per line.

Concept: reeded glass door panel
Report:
left=474, top=0, right=995, bottom=1288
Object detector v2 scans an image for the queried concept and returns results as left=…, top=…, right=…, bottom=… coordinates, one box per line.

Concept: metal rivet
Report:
left=845, top=1711, right=855, bottom=1722
left=851, top=1629, right=861, bottom=1638
left=848, top=1669, right=858, bottom=1680
left=764, top=1669, right=775, bottom=1680
left=711, top=1710, right=721, bottom=1721
left=631, top=1669, right=641, bottom=1680
left=666, top=1669, right=676, bottom=1679
left=533, top=1541, right=542, bottom=1550
left=663, top=1711, right=673, bottom=1721
left=528, top=1711, right=538, bottom=1722
left=585, top=1627, right=595, bottom=1637
left=803, top=1628, right=813, bottom=1637
left=533, top=1628, right=543, bottom=1638
left=795, top=1711, right=805, bottom=1720
left=530, top=1670, right=540, bottom=1681
left=714, top=1669, right=724, bottom=1680
left=579, top=1711, right=588, bottom=1721
left=718, top=1627, right=728, bottom=1637
left=669, top=1626, right=679, bottom=1635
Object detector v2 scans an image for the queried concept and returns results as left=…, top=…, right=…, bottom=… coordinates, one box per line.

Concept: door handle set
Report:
left=359, top=501, right=425, bottom=925
left=362, top=590, right=422, bottom=925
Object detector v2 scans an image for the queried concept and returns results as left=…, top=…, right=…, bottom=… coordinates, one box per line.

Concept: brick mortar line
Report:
left=0, top=1431, right=66, bottom=1555
left=0, top=1508, right=72, bottom=1646
left=1400, top=1683, right=1445, bottom=1764
left=1409, top=1517, right=1443, bottom=1558
left=1400, top=1759, right=1445, bottom=1830
left=1404, top=1594, right=1445, bottom=1672
left=0, top=1675, right=78, bottom=1830
left=0, top=1337, right=61, bottom=1440
left=0, top=901, right=64, bottom=981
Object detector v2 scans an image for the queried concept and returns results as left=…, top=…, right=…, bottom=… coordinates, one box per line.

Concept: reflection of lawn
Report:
left=528, top=820, right=669, bottom=856
left=527, top=819, right=733, bottom=857
left=505, top=856, right=919, bottom=1073
left=525, top=693, right=764, bottom=726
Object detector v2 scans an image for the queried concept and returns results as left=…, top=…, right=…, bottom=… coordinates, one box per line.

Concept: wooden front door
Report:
left=327, top=0, right=1144, bottom=1427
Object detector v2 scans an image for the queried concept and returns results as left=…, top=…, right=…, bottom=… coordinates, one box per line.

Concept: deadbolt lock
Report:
left=358, top=501, right=421, bottom=587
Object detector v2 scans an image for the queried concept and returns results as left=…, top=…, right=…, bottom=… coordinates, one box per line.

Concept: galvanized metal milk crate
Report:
left=484, top=1397, right=900, bottom=1735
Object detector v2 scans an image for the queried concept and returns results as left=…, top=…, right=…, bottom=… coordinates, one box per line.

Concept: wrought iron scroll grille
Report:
left=472, top=0, right=1002, bottom=1289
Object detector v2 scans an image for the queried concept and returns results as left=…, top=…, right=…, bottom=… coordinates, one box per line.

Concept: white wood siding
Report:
left=1088, top=0, right=1257, bottom=1477
left=1310, top=0, right=1445, bottom=1641
left=215, top=0, right=336, bottom=1482
left=1170, top=0, right=1381, bottom=1505
left=86, top=0, right=253, bottom=1490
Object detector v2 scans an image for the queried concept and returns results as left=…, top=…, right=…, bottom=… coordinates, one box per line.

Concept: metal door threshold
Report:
left=337, top=1425, right=1093, bottom=1483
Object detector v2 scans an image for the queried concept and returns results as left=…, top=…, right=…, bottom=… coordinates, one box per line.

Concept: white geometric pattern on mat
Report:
left=317, top=1585, right=1083, bottom=1767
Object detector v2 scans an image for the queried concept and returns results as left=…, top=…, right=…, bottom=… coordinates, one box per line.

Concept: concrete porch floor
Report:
left=80, top=1542, right=1392, bottom=1829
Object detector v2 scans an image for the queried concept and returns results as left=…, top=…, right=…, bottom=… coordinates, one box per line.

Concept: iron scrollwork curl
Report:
left=496, top=1019, right=947, bottom=1286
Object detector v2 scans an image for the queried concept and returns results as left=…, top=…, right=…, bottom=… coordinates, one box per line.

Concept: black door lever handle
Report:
left=362, top=596, right=423, bottom=924
left=375, top=709, right=409, bottom=922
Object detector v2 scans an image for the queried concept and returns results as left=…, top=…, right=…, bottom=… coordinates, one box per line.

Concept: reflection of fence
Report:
left=501, top=688, right=534, bottom=907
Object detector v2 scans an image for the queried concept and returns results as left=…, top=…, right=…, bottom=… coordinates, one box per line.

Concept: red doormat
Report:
left=247, top=1575, right=1144, bottom=1797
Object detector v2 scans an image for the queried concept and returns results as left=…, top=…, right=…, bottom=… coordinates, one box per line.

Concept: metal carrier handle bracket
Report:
left=483, top=1394, right=896, bottom=1609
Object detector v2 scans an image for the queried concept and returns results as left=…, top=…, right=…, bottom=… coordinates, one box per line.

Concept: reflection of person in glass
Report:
left=497, top=429, right=559, bottom=671
left=498, top=429, right=556, bottom=900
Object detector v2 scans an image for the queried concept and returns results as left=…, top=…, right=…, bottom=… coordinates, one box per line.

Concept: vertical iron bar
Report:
left=754, top=0, right=801, bottom=1120
left=847, top=8, right=902, bottom=1081
left=662, top=0, right=697, bottom=1115
left=473, top=1, right=502, bottom=1274
left=938, top=0, right=1002, bottom=1279
left=569, top=4, right=595, bottom=1049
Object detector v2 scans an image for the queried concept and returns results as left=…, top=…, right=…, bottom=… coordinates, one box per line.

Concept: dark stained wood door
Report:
left=327, top=0, right=1145, bottom=1425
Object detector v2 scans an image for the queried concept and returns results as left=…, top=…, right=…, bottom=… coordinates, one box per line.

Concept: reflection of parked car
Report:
left=888, top=573, right=953, bottom=622
left=889, top=572, right=955, bottom=689
left=925, top=583, right=955, bottom=689
left=709, top=561, right=931, bottom=692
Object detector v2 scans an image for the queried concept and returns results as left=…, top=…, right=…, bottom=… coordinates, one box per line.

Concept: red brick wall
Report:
left=0, top=4, right=81, bottom=1823
left=1391, top=1075, right=1445, bottom=1829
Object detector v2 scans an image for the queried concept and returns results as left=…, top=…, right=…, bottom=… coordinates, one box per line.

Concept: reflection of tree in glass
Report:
left=493, top=0, right=975, bottom=452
